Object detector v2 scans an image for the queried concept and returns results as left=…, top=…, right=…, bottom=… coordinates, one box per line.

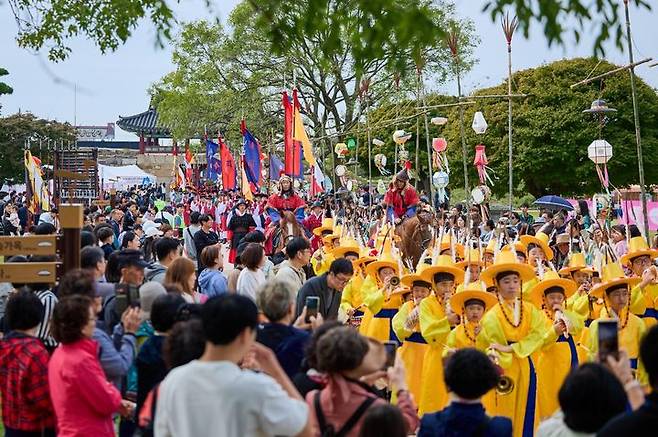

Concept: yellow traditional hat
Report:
left=421, top=254, right=465, bottom=287
left=365, top=239, right=400, bottom=279
left=520, top=232, right=554, bottom=260
left=455, top=248, right=484, bottom=269
left=558, top=252, right=594, bottom=275
left=484, top=238, right=497, bottom=255
left=480, top=247, right=536, bottom=284
left=530, top=270, right=577, bottom=307
left=353, top=246, right=377, bottom=268
left=505, top=241, right=528, bottom=257
left=620, top=236, right=658, bottom=266
left=450, top=282, right=498, bottom=316
left=313, top=218, right=335, bottom=237
left=401, top=260, right=434, bottom=289
left=322, top=233, right=341, bottom=246
left=331, top=236, right=362, bottom=259
left=439, top=233, right=465, bottom=259
left=589, top=262, right=641, bottom=299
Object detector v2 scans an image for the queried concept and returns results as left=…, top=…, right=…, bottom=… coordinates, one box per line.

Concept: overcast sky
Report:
left=1, top=1, right=656, bottom=140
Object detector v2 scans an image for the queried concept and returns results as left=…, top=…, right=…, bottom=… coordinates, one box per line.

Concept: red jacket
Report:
left=48, top=338, right=122, bottom=437
left=0, top=332, right=55, bottom=432
left=384, top=184, right=419, bottom=219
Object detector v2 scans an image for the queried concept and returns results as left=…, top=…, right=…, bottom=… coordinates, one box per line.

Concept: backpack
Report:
left=313, top=391, right=376, bottom=437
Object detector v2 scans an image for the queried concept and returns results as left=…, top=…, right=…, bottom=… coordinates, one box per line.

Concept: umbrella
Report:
left=533, top=195, right=574, bottom=211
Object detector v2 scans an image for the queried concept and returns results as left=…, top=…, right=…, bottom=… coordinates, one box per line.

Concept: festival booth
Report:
left=98, top=164, right=157, bottom=190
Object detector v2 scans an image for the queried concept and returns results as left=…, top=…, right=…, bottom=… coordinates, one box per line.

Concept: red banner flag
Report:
left=282, top=91, right=299, bottom=177
left=219, top=136, right=236, bottom=190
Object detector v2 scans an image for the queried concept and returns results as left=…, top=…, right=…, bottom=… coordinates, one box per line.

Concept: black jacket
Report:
left=598, top=392, right=658, bottom=437
left=295, top=273, right=342, bottom=321
left=193, top=228, right=219, bottom=270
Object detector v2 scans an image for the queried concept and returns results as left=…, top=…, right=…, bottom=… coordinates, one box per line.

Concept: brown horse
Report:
left=395, top=210, right=434, bottom=268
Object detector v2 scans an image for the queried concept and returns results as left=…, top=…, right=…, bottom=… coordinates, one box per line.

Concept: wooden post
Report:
left=59, top=204, right=83, bottom=274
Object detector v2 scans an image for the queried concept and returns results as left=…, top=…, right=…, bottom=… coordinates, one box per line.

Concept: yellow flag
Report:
left=241, top=163, right=254, bottom=202
left=293, top=106, right=316, bottom=166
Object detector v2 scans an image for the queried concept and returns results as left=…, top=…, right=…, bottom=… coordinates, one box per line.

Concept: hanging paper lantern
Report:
left=431, top=117, right=448, bottom=126
left=472, top=111, right=488, bottom=134
left=346, top=138, right=357, bottom=150
left=393, top=130, right=412, bottom=145
left=433, top=171, right=450, bottom=205
left=432, top=137, right=447, bottom=153
left=334, top=142, right=349, bottom=157
left=398, top=148, right=409, bottom=162
left=374, top=153, right=390, bottom=175
left=335, top=165, right=347, bottom=176
left=473, top=144, right=492, bottom=185
left=588, top=140, right=613, bottom=164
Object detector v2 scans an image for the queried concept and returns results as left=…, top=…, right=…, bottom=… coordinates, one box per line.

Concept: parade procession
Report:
left=2, top=0, right=658, bottom=437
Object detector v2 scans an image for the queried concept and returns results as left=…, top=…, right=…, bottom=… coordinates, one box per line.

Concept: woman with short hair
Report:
left=164, top=257, right=203, bottom=304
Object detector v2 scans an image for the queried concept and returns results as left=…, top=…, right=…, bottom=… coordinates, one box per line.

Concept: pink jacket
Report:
left=48, top=338, right=122, bottom=437
left=306, top=374, right=419, bottom=437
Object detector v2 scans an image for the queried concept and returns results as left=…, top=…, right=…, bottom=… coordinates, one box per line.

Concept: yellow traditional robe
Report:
left=535, top=309, right=586, bottom=420
left=392, top=301, right=427, bottom=404
left=311, top=248, right=334, bottom=276
left=632, top=282, right=658, bottom=329
left=361, top=276, right=403, bottom=342
left=521, top=276, right=539, bottom=301
left=476, top=300, right=545, bottom=437
left=340, top=272, right=371, bottom=332
left=583, top=306, right=647, bottom=384
left=418, top=295, right=451, bottom=416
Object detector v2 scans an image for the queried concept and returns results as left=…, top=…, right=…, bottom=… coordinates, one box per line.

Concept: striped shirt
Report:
left=34, top=289, right=58, bottom=349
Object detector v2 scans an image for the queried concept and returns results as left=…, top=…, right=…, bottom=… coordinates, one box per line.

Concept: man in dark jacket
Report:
left=193, top=214, right=219, bottom=271
left=295, top=258, right=353, bottom=321
left=598, top=325, right=658, bottom=436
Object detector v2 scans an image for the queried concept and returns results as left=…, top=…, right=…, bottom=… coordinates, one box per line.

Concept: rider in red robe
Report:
left=384, top=169, right=419, bottom=223
left=266, top=175, right=306, bottom=223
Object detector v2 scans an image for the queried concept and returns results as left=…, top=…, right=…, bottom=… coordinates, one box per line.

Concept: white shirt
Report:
left=236, top=268, right=266, bottom=302
left=155, top=360, right=308, bottom=437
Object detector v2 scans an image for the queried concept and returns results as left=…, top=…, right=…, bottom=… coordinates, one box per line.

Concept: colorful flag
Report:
left=310, top=163, right=325, bottom=196
left=282, top=91, right=302, bottom=178
left=269, top=154, right=284, bottom=181
left=175, top=165, right=186, bottom=190
left=219, top=136, right=237, bottom=191
left=241, top=156, right=254, bottom=201
left=240, top=120, right=262, bottom=191
left=24, top=150, right=48, bottom=211
left=293, top=89, right=316, bottom=166
left=205, top=139, right=221, bottom=182
left=184, top=141, right=194, bottom=183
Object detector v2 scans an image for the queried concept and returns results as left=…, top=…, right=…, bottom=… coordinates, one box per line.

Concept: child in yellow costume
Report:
left=445, top=282, right=498, bottom=414
left=311, top=233, right=339, bottom=276
left=584, top=262, right=647, bottom=383
left=520, top=232, right=553, bottom=300
left=477, top=249, right=546, bottom=437
left=416, top=255, right=464, bottom=416
left=529, top=270, right=586, bottom=420
left=559, top=252, right=595, bottom=319
left=340, top=248, right=376, bottom=332
left=621, top=236, right=658, bottom=328
left=392, top=263, right=434, bottom=404
left=455, top=248, right=485, bottom=293
left=361, top=243, right=405, bottom=342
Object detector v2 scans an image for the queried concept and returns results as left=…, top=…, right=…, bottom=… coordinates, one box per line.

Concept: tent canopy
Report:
left=98, top=164, right=157, bottom=190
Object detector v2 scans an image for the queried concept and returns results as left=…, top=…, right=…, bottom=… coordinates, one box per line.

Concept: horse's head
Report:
left=418, top=210, right=433, bottom=226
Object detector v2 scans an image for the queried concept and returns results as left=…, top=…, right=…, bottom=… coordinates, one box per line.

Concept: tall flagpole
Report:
left=503, top=13, right=518, bottom=213
left=623, top=0, right=650, bottom=242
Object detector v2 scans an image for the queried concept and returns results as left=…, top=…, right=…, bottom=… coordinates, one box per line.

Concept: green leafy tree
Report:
left=0, top=113, right=76, bottom=181
left=154, top=1, right=475, bottom=152
left=356, top=58, right=658, bottom=197
left=7, top=0, right=648, bottom=65
left=0, top=68, right=14, bottom=113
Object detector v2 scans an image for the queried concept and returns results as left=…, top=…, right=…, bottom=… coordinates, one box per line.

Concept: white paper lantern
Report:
left=431, top=116, right=448, bottom=126
left=433, top=171, right=449, bottom=188
left=588, top=139, right=613, bottom=164
left=472, top=111, right=488, bottom=134
left=393, top=130, right=412, bottom=145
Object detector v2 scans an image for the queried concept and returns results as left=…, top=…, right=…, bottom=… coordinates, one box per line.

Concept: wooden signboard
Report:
left=92, top=199, right=111, bottom=207
left=0, top=262, right=58, bottom=283
left=0, top=235, right=58, bottom=256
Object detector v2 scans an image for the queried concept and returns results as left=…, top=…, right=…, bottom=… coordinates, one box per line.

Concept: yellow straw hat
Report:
left=620, top=236, right=658, bottom=266
left=520, top=232, right=554, bottom=260
left=590, top=262, right=641, bottom=299
left=455, top=248, right=484, bottom=270
left=322, top=233, right=341, bottom=247
left=529, top=270, right=577, bottom=307
left=450, top=282, right=498, bottom=316
left=421, top=254, right=465, bottom=287
left=313, top=218, right=335, bottom=237
left=480, top=247, right=536, bottom=284
left=331, top=236, right=362, bottom=259
left=365, top=239, right=400, bottom=279
left=353, top=246, right=377, bottom=268
left=484, top=238, right=497, bottom=255
left=401, top=262, right=434, bottom=289
left=439, top=233, right=465, bottom=259
left=558, top=252, right=594, bottom=276
left=502, top=241, right=528, bottom=257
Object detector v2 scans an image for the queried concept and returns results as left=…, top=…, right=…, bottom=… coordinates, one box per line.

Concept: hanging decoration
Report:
left=472, top=111, right=488, bottom=134
left=432, top=137, right=449, bottom=172
left=374, top=153, right=390, bottom=175
left=335, top=142, right=349, bottom=158
left=393, top=130, right=412, bottom=170
left=473, top=144, right=494, bottom=186
left=346, top=138, right=357, bottom=150
left=433, top=171, right=450, bottom=204
left=588, top=139, right=613, bottom=190
left=377, top=180, right=387, bottom=195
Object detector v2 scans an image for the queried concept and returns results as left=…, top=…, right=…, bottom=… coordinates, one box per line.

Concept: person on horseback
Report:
left=266, top=175, right=306, bottom=224
left=384, top=169, right=419, bottom=224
